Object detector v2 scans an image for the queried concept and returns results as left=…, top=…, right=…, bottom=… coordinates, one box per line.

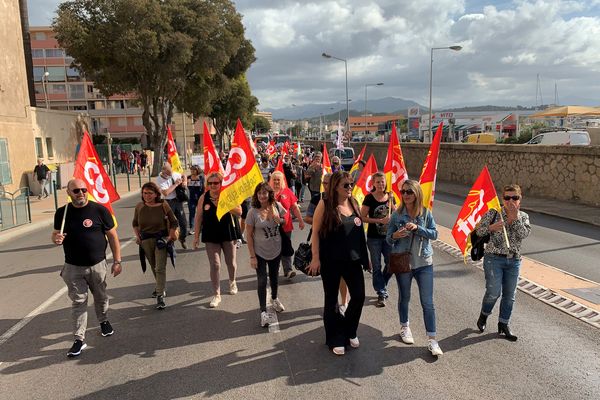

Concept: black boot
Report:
left=498, top=322, right=518, bottom=341
left=476, top=313, right=488, bottom=333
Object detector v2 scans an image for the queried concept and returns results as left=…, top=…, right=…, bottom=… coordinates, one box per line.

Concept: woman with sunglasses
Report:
left=269, top=171, right=305, bottom=280
left=307, top=171, right=370, bottom=356
left=386, top=180, right=442, bottom=356
left=474, top=184, right=530, bottom=341
left=245, top=182, right=287, bottom=327
left=360, top=171, right=394, bottom=308
left=133, top=182, right=179, bottom=309
left=193, top=172, right=242, bottom=308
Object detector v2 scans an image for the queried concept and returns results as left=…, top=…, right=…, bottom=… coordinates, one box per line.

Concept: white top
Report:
left=156, top=172, right=182, bottom=200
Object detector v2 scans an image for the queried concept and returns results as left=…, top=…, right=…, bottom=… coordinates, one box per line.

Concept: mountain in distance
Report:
left=264, top=97, right=424, bottom=120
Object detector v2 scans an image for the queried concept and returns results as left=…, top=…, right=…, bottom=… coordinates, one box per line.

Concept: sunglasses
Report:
left=342, top=183, right=354, bottom=189
left=71, top=188, right=88, bottom=194
left=503, top=195, right=521, bottom=201
left=400, top=189, right=414, bottom=195
left=207, top=181, right=221, bottom=185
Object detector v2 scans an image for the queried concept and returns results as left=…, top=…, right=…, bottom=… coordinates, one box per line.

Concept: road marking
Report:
left=0, top=237, right=135, bottom=347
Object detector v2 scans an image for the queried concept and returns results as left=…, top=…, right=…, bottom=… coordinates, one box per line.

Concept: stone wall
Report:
left=306, top=141, right=600, bottom=207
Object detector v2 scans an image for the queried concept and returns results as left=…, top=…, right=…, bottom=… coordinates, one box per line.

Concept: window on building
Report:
left=34, top=32, right=47, bottom=40
left=35, top=138, right=43, bottom=158
left=45, top=48, right=65, bottom=58
left=87, top=85, right=94, bottom=93
left=88, top=101, right=96, bottom=110
left=33, top=67, right=45, bottom=82
left=117, top=118, right=127, bottom=127
left=49, top=84, right=66, bottom=94
left=32, top=49, right=45, bottom=58
left=45, top=138, right=54, bottom=158
left=69, top=84, right=84, bottom=99
left=34, top=84, right=44, bottom=95
left=46, top=66, right=65, bottom=82
left=0, top=138, right=12, bottom=185
left=70, top=105, right=87, bottom=111
left=66, top=67, right=81, bottom=82
left=133, top=117, right=143, bottom=126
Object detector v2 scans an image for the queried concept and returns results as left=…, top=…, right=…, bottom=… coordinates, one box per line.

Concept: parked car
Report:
left=328, top=147, right=355, bottom=171
left=527, top=130, right=590, bottom=145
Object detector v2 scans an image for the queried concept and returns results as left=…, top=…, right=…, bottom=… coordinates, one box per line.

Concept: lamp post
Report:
left=428, top=45, right=462, bottom=142
left=364, top=82, right=383, bottom=137
left=322, top=52, right=349, bottom=132
left=42, top=71, right=50, bottom=108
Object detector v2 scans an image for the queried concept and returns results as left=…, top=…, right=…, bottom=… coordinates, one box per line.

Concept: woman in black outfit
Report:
left=307, top=171, right=370, bottom=355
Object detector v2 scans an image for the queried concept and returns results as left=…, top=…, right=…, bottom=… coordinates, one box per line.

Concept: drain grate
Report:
left=433, top=240, right=600, bottom=329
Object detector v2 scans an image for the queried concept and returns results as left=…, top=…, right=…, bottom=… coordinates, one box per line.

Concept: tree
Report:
left=54, top=0, right=255, bottom=175
left=253, top=116, right=270, bottom=134
left=210, top=75, right=258, bottom=149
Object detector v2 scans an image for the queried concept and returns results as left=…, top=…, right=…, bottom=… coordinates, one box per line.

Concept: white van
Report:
left=527, top=130, right=591, bottom=146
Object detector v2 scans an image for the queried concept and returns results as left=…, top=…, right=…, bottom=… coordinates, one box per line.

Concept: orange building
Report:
left=348, top=114, right=404, bottom=136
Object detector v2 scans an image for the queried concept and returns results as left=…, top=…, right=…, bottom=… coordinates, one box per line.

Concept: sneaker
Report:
left=285, top=270, right=296, bottom=280
left=241, top=237, right=247, bottom=244
left=332, top=346, right=345, bottom=356
left=428, top=339, right=443, bottom=356
left=156, top=295, right=166, bottom=310
left=189, top=230, right=195, bottom=236
left=180, top=239, right=187, bottom=250
left=209, top=295, right=221, bottom=308
left=338, top=303, right=347, bottom=317
left=37, top=195, right=42, bottom=200
left=100, top=321, right=114, bottom=337
left=229, top=281, right=238, bottom=295
left=151, top=290, right=166, bottom=298
left=349, top=337, right=360, bottom=348
left=235, top=239, right=242, bottom=249
left=272, top=298, right=285, bottom=313
left=67, top=340, right=87, bottom=357
left=260, top=311, right=270, bottom=327
left=400, top=326, right=414, bottom=344
left=376, top=295, right=386, bottom=307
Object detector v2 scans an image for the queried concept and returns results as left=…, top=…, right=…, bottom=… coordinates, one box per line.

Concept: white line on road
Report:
left=0, top=237, right=135, bottom=347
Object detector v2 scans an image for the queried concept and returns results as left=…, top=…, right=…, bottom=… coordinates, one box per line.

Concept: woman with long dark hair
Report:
left=307, top=171, right=370, bottom=356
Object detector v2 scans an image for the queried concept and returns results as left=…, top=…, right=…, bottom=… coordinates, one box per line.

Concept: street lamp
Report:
left=42, top=71, right=50, bottom=108
left=364, top=82, right=383, bottom=137
left=322, top=52, right=349, bottom=132
left=428, top=45, right=462, bottom=142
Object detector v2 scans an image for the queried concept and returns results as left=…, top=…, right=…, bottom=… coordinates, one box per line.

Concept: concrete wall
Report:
left=306, top=141, right=600, bottom=207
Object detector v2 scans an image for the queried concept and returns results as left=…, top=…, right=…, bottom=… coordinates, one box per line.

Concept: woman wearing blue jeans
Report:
left=386, top=179, right=442, bottom=356
left=474, top=184, right=531, bottom=341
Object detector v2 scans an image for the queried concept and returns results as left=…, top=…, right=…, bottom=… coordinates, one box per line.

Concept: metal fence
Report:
left=0, top=187, right=31, bottom=231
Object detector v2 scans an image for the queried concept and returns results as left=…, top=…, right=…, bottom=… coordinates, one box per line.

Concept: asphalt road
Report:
left=433, top=192, right=600, bottom=282
left=0, top=196, right=599, bottom=399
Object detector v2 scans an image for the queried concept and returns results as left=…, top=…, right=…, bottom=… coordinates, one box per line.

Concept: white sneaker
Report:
left=400, top=326, right=414, bottom=344
left=260, top=311, right=271, bottom=327
left=285, top=270, right=296, bottom=280
left=332, top=346, right=345, bottom=355
left=272, top=298, right=285, bottom=312
left=229, top=281, right=238, bottom=295
left=349, top=337, right=360, bottom=348
left=428, top=339, right=443, bottom=356
left=235, top=239, right=242, bottom=249
left=209, top=295, right=221, bottom=308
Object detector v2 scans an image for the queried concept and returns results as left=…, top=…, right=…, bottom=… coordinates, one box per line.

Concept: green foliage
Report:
left=503, top=122, right=547, bottom=144
left=53, top=0, right=255, bottom=174
left=253, top=116, right=271, bottom=133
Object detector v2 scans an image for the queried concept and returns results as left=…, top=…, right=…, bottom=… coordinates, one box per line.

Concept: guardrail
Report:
left=0, top=187, right=32, bottom=231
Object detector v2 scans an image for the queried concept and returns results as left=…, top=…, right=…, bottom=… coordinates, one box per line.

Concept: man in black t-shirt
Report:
left=52, top=178, right=122, bottom=357
left=33, top=158, right=51, bottom=199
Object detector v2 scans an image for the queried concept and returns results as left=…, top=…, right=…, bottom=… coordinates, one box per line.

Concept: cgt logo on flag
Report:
left=83, top=160, right=111, bottom=204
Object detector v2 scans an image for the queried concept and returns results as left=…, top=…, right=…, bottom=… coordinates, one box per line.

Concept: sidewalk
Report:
left=0, top=173, right=148, bottom=245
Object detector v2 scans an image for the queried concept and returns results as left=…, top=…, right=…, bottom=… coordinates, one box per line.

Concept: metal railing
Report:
left=0, top=187, right=32, bottom=231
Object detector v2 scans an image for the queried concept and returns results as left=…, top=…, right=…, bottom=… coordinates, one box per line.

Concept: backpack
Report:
left=470, top=210, right=498, bottom=261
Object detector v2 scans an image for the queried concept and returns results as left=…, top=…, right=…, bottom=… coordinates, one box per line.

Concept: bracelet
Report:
left=113, top=260, right=122, bottom=264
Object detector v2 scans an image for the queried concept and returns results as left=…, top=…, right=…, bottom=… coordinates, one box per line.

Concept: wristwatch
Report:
left=113, top=260, right=122, bottom=264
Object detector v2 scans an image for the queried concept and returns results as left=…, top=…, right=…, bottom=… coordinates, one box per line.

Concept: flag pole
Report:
left=497, top=211, right=511, bottom=248
left=60, top=203, right=68, bottom=235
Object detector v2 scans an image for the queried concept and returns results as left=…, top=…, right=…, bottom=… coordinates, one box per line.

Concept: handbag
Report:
left=388, top=231, right=415, bottom=274
left=294, top=229, right=315, bottom=275
left=172, top=178, right=189, bottom=202
left=470, top=210, right=498, bottom=261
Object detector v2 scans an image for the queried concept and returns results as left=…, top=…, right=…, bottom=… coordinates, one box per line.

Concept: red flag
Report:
left=419, top=123, right=443, bottom=211
left=217, top=119, right=263, bottom=220
left=74, top=131, right=120, bottom=224
left=166, top=126, right=183, bottom=174
left=383, top=124, right=408, bottom=204
left=451, top=166, right=502, bottom=258
left=203, top=121, right=224, bottom=176
left=322, top=143, right=331, bottom=174
left=274, top=156, right=288, bottom=189
left=266, top=140, right=276, bottom=158
left=349, top=144, right=367, bottom=175
left=352, top=154, right=378, bottom=206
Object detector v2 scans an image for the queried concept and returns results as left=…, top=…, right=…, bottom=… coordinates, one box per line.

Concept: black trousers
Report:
left=256, top=255, right=281, bottom=312
left=167, top=199, right=188, bottom=239
left=320, top=259, right=365, bottom=348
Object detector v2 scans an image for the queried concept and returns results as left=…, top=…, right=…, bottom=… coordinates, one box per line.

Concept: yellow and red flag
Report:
left=74, top=131, right=120, bottom=224
left=451, top=166, right=501, bottom=258
left=166, top=126, right=183, bottom=174
left=352, top=154, right=378, bottom=206
left=349, top=144, right=367, bottom=175
left=383, top=124, right=408, bottom=204
left=217, top=119, right=263, bottom=220
left=266, top=140, right=276, bottom=158
left=203, top=121, right=224, bottom=176
left=320, top=143, right=332, bottom=192
left=419, top=123, right=443, bottom=211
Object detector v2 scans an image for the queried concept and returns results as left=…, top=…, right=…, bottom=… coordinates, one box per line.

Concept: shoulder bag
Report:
left=294, top=229, right=315, bottom=275
left=388, top=230, right=415, bottom=274
left=470, top=210, right=498, bottom=261
left=172, top=178, right=189, bottom=202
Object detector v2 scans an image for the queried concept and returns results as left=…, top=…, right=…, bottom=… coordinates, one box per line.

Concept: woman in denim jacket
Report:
left=386, top=179, right=443, bottom=356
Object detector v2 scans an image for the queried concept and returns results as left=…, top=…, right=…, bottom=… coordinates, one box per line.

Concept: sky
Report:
left=28, top=0, right=600, bottom=111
